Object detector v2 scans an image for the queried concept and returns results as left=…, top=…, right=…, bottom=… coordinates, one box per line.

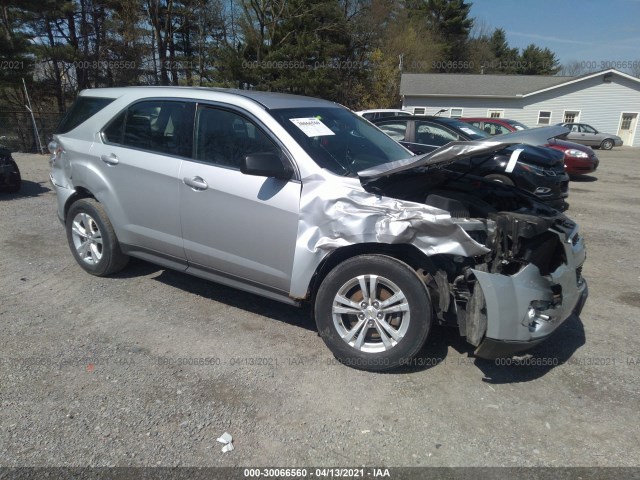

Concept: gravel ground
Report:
left=1, top=149, right=639, bottom=468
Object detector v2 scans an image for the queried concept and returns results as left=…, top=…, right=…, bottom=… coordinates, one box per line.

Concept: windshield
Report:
left=270, top=107, right=412, bottom=176
left=505, top=120, right=529, bottom=131
left=440, top=118, right=489, bottom=140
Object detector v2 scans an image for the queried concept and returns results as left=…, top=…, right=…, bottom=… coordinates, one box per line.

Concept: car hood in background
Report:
left=547, top=138, right=596, bottom=155
left=359, top=125, right=570, bottom=181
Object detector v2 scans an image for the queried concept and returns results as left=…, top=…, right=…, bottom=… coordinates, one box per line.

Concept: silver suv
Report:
left=50, top=87, right=588, bottom=371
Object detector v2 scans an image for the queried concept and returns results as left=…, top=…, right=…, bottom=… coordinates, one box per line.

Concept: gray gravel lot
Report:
left=1, top=149, right=639, bottom=468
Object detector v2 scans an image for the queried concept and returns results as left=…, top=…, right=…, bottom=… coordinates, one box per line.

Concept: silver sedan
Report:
left=561, top=123, right=623, bottom=150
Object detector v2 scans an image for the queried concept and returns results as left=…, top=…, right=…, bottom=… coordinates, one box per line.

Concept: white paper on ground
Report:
left=216, top=432, right=234, bottom=452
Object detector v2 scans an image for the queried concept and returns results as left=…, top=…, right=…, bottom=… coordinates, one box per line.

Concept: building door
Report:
left=618, top=113, right=638, bottom=146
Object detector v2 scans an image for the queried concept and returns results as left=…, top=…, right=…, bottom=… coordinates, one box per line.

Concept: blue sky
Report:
left=470, top=0, right=640, bottom=65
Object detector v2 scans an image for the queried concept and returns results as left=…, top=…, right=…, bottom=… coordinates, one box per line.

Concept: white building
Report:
left=400, top=69, right=640, bottom=147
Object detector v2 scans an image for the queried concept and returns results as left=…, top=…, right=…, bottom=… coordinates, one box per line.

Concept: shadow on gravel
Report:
left=473, top=314, right=586, bottom=384
left=0, top=180, right=51, bottom=198
left=570, top=174, right=598, bottom=182
left=396, top=314, right=586, bottom=381
left=111, top=258, right=586, bottom=379
left=112, top=258, right=315, bottom=332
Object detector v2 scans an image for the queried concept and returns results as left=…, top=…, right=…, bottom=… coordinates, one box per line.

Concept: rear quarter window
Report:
left=55, top=97, right=115, bottom=134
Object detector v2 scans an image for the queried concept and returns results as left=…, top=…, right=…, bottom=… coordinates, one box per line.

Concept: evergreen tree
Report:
left=518, top=44, right=560, bottom=75
left=488, top=27, right=518, bottom=73
left=407, top=0, right=473, bottom=68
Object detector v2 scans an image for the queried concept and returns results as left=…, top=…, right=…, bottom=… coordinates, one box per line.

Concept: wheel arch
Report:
left=63, top=186, right=97, bottom=221
left=307, top=243, right=437, bottom=307
left=601, top=138, right=615, bottom=149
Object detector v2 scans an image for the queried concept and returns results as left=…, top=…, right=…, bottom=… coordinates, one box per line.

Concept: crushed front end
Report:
left=358, top=131, right=588, bottom=358
left=459, top=210, right=588, bottom=358
left=419, top=185, right=589, bottom=358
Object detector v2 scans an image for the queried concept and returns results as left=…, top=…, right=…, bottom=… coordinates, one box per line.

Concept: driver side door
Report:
left=179, top=105, right=301, bottom=295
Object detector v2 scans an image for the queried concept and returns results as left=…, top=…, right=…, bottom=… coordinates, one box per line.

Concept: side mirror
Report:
left=241, top=153, right=293, bottom=180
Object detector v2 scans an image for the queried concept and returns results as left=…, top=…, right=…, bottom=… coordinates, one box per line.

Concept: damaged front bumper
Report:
left=474, top=281, right=587, bottom=358
left=472, top=232, right=588, bottom=359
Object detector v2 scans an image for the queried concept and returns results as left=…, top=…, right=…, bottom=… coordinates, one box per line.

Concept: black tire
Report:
left=600, top=139, right=614, bottom=150
left=315, top=255, right=432, bottom=372
left=66, top=198, right=129, bottom=276
left=484, top=174, right=514, bottom=186
left=1, top=160, right=21, bottom=193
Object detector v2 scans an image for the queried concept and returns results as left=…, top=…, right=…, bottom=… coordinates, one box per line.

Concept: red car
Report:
left=462, top=118, right=599, bottom=175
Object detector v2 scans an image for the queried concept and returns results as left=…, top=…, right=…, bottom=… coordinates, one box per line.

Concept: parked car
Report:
left=462, top=118, right=599, bottom=175
left=356, top=109, right=412, bottom=121
left=49, top=87, right=587, bottom=371
left=546, top=139, right=599, bottom=176
left=559, top=123, right=623, bottom=150
left=0, top=146, right=21, bottom=193
left=461, top=117, right=528, bottom=135
left=373, top=115, right=569, bottom=210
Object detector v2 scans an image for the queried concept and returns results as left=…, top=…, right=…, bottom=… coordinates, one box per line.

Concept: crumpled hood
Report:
left=358, top=125, right=569, bottom=181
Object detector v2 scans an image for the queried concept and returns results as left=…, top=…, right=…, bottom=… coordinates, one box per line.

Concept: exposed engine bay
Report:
left=361, top=163, right=585, bottom=355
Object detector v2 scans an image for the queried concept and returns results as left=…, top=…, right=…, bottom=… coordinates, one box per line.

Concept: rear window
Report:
left=55, top=96, right=115, bottom=134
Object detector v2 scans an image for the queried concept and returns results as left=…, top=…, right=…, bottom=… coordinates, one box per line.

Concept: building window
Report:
left=449, top=108, right=463, bottom=118
left=413, top=107, right=426, bottom=115
left=563, top=111, right=580, bottom=123
left=488, top=109, right=504, bottom=118
left=538, top=111, right=552, bottom=125
left=620, top=114, right=634, bottom=130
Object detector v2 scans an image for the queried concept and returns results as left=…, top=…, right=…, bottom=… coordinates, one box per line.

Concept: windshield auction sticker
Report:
left=290, top=117, right=335, bottom=137
left=459, top=127, right=479, bottom=136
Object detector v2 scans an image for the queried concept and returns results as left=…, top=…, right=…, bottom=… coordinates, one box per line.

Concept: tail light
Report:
left=48, top=140, right=62, bottom=166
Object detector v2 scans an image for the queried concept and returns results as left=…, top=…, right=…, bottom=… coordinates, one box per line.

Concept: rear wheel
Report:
left=600, top=139, right=614, bottom=150
left=484, top=173, right=514, bottom=186
left=66, top=198, right=129, bottom=276
left=315, top=255, right=432, bottom=371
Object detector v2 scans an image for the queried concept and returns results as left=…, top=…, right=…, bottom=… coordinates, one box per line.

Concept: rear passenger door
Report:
left=94, top=99, right=195, bottom=261
left=179, top=105, right=301, bottom=294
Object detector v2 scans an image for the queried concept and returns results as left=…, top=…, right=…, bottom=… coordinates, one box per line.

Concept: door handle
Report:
left=183, top=176, right=208, bottom=191
left=101, top=154, right=119, bottom=165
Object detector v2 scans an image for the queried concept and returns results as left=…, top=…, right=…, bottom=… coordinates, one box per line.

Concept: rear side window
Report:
left=102, top=100, right=195, bottom=157
left=377, top=121, right=409, bottom=141
left=415, top=121, right=461, bottom=146
left=55, top=97, right=115, bottom=134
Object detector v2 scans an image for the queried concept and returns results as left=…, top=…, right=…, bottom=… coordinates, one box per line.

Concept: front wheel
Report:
left=600, top=139, right=614, bottom=150
left=315, top=255, right=432, bottom=371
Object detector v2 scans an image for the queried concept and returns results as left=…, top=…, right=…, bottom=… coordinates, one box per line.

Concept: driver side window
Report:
left=194, top=107, right=279, bottom=169
left=488, top=122, right=511, bottom=135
